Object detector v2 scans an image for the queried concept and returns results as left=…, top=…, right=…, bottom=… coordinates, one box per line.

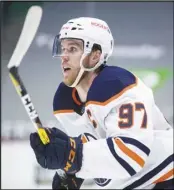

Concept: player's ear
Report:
left=90, top=50, right=101, bottom=65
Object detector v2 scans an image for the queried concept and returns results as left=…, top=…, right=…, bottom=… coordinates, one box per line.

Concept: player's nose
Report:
left=61, top=54, right=69, bottom=62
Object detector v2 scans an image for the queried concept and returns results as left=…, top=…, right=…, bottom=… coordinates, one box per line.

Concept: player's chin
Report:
left=63, top=76, right=76, bottom=87
left=63, top=70, right=79, bottom=87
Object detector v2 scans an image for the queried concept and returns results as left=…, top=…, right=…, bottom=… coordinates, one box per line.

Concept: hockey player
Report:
left=30, top=17, right=173, bottom=189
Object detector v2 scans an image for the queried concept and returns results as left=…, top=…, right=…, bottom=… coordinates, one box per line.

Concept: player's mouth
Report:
left=63, top=67, right=71, bottom=76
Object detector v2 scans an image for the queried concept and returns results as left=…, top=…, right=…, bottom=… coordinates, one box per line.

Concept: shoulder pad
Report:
left=53, top=82, right=74, bottom=113
left=53, top=82, right=85, bottom=115
left=86, top=66, right=137, bottom=105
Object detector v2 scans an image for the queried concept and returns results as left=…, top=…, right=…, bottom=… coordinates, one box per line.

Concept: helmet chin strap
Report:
left=69, top=53, right=87, bottom=88
left=69, top=68, right=85, bottom=88
left=69, top=53, right=105, bottom=88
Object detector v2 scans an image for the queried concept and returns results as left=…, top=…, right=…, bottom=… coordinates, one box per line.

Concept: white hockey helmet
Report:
left=52, top=17, right=114, bottom=87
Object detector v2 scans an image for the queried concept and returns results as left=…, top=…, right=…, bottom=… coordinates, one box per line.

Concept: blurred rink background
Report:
left=1, top=2, right=173, bottom=189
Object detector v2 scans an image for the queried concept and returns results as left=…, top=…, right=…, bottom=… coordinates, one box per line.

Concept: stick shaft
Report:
left=9, top=66, right=50, bottom=144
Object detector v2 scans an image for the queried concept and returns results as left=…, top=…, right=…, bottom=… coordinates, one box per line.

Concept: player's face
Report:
left=60, top=39, right=84, bottom=86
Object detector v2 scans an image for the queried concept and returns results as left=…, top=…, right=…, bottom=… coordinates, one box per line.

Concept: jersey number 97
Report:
left=118, top=102, right=147, bottom=129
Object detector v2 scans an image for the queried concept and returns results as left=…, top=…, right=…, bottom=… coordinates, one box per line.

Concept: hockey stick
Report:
left=7, top=6, right=50, bottom=145
left=7, top=6, right=69, bottom=187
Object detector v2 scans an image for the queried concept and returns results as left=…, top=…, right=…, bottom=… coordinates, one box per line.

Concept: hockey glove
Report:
left=30, top=127, right=83, bottom=174
left=52, top=171, right=84, bottom=190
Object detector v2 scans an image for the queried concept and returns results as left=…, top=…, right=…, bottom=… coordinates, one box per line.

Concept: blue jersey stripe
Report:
left=118, top=136, right=150, bottom=156
left=123, top=154, right=174, bottom=189
left=107, top=138, right=136, bottom=176
left=94, top=178, right=112, bottom=187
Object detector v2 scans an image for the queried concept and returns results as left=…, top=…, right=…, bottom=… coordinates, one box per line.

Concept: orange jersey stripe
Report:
left=86, top=78, right=137, bottom=107
left=115, top=138, right=145, bottom=167
left=72, top=88, right=82, bottom=106
left=54, top=110, right=74, bottom=114
left=153, top=168, right=174, bottom=184
left=81, top=135, right=88, bottom=144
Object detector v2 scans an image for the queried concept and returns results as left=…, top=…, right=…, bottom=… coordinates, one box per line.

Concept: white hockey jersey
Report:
left=53, top=65, right=173, bottom=189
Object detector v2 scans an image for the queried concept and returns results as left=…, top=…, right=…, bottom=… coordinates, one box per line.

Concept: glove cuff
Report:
left=76, top=139, right=83, bottom=171
left=63, top=136, right=83, bottom=174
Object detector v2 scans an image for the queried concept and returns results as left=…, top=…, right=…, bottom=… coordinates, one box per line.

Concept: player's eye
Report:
left=69, top=46, right=77, bottom=53
left=60, top=46, right=78, bottom=55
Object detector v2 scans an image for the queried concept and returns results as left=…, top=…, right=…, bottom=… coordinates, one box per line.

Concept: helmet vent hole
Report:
left=71, top=27, right=77, bottom=30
